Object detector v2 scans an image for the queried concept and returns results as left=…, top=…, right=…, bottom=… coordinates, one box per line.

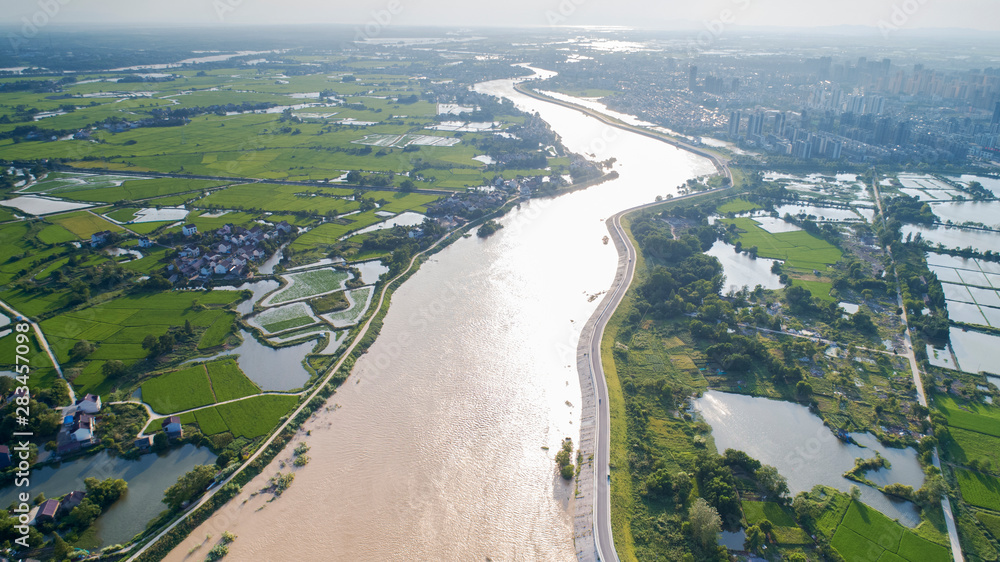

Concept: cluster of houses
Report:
left=56, top=394, right=102, bottom=455
left=31, top=490, right=87, bottom=526
left=426, top=190, right=508, bottom=219
left=168, top=221, right=294, bottom=284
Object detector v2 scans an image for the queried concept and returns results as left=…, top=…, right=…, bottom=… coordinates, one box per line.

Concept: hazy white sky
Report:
left=1, top=0, right=998, bottom=31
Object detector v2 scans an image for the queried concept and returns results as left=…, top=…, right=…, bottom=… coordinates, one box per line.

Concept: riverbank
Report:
left=513, top=84, right=731, bottom=184
left=596, top=185, right=953, bottom=560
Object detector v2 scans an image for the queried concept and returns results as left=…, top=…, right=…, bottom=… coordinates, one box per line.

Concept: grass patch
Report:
left=49, top=210, right=123, bottom=239
left=36, top=223, right=77, bottom=244
left=309, top=291, right=349, bottom=314
left=830, top=500, right=951, bottom=562
left=944, top=426, right=1000, bottom=469
left=205, top=358, right=259, bottom=402
left=957, top=469, right=1000, bottom=512
left=193, top=407, right=229, bottom=435
left=198, top=311, right=237, bottom=349
left=213, top=394, right=298, bottom=439
left=717, top=198, right=762, bottom=214
left=722, top=216, right=842, bottom=272
left=935, top=394, right=1000, bottom=438
left=141, top=365, right=215, bottom=414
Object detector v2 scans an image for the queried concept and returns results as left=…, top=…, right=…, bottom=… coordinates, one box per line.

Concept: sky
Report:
left=1, top=0, right=998, bottom=32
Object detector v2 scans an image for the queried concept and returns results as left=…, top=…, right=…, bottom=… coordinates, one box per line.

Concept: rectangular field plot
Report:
left=958, top=469, right=1000, bottom=512
left=946, top=301, right=988, bottom=325
left=266, top=268, right=350, bottom=305
left=935, top=395, right=1000, bottom=438
left=141, top=365, right=215, bottom=414
left=212, top=394, right=299, bottom=439
left=252, top=302, right=320, bottom=334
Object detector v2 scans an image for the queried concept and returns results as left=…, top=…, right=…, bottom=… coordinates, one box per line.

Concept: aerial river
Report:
left=165, top=68, right=715, bottom=560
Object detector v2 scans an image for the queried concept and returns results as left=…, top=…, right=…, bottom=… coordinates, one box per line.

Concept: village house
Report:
left=182, top=224, right=198, bottom=236
left=138, top=236, right=154, bottom=248
left=34, top=499, right=61, bottom=524
left=76, top=393, right=101, bottom=414
left=162, top=416, right=183, bottom=438
left=70, top=412, right=97, bottom=446
left=135, top=435, right=154, bottom=452
left=58, top=491, right=86, bottom=516
left=91, top=230, right=112, bottom=247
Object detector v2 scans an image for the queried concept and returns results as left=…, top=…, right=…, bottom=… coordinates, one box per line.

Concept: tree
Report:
left=645, top=469, right=674, bottom=500
left=744, top=524, right=764, bottom=553
left=66, top=499, right=101, bottom=528
left=758, top=519, right=773, bottom=537
left=70, top=340, right=95, bottom=361
left=755, top=465, right=790, bottom=502
left=163, top=464, right=217, bottom=511
left=85, top=477, right=127, bottom=509
left=102, top=360, right=126, bottom=379
left=400, top=179, right=416, bottom=191
left=850, top=484, right=862, bottom=501
left=688, top=498, right=722, bottom=547
left=184, top=319, right=194, bottom=337
left=674, top=471, right=693, bottom=505
left=153, top=431, right=169, bottom=452
left=141, top=334, right=158, bottom=350
left=795, top=380, right=813, bottom=400
left=51, top=533, right=71, bottom=561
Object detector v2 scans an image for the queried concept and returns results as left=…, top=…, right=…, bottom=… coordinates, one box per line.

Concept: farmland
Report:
left=957, top=469, right=1000, bottom=512
left=936, top=395, right=1000, bottom=438
left=267, top=268, right=351, bottom=305
left=49, top=210, right=123, bottom=239
left=721, top=216, right=843, bottom=271
left=205, top=358, right=260, bottom=402
left=830, top=501, right=950, bottom=562
left=188, top=394, right=300, bottom=439
left=741, top=501, right=810, bottom=544
left=252, top=302, right=319, bottom=334
left=323, top=286, right=374, bottom=327
left=40, top=290, right=242, bottom=395
left=141, top=364, right=215, bottom=414
left=141, top=358, right=260, bottom=414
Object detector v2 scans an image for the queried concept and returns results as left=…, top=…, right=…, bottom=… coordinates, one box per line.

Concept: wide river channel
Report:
left=165, top=68, right=715, bottom=560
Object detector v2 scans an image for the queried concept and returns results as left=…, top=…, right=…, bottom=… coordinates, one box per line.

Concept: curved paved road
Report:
left=578, top=188, right=728, bottom=562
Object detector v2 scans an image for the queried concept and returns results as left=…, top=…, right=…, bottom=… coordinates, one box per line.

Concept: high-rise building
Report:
left=773, top=112, right=787, bottom=137
left=688, top=65, right=698, bottom=91
left=828, top=140, right=843, bottom=160
left=993, top=101, right=1000, bottom=125
left=749, top=111, right=765, bottom=136
left=728, top=111, right=741, bottom=138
